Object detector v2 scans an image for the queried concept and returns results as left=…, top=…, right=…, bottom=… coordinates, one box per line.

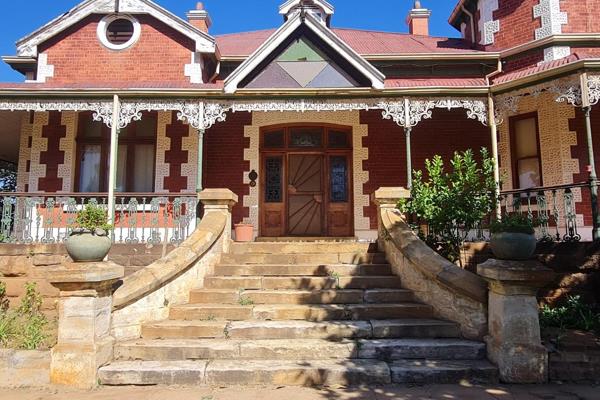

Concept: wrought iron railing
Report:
left=406, top=182, right=598, bottom=244
left=499, top=182, right=592, bottom=242
left=0, top=192, right=199, bottom=245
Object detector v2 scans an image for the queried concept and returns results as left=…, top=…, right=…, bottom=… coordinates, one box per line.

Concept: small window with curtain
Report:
left=510, top=113, right=542, bottom=190
left=76, top=112, right=157, bottom=193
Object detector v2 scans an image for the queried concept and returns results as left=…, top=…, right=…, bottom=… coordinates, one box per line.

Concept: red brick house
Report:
left=0, top=0, right=599, bottom=243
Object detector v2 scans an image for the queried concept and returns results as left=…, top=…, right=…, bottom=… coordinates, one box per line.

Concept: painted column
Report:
left=107, top=95, right=120, bottom=227
left=580, top=74, right=600, bottom=240
left=196, top=128, right=205, bottom=224
left=404, top=99, right=413, bottom=190
left=488, top=94, right=502, bottom=218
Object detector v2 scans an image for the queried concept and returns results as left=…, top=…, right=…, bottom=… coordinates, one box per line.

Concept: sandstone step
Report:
left=226, top=320, right=372, bottom=340
left=99, top=360, right=208, bottom=386
left=142, top=320, right=228, bottom=339
left=114, top=339, right=356, bottom=361
left=114, top=338, right=485, bottom=362
left=204, top=359, right=391, bottom=386
left=169, top=304, right=253, bottom=321
left=389, top=360, right=499, bottom=384
left=229, top=241, right=375, bottom=254
left=141, top=319, right=459, bottom=341
left=252, top=303, right=433, bottom=321
left=190, top=289, right=410, bottom=305
left=221, top=252, right=387, bottom=265
left=370, top=319, right=461, bottom=339
left=357, top=339, right=486, bottom=361
left=204, top=276, right=404, bottom=290
left=214, top=264, right=393, bottom=277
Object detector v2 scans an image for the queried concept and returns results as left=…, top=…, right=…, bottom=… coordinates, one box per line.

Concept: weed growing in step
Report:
left=328, top=271, right=342, bottom=290
left=204, top=315, right=216, bottom=321
left=0, top=281, right=50, bottom=349
left=238, top=289, right=254, bottom=306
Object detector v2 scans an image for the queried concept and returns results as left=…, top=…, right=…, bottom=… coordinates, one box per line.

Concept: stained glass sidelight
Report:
left=330, top=156, right=348, bottom=203
left=265, top=157, right=283, bottom=203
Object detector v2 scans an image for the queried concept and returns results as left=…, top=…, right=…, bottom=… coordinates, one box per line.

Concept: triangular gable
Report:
left=223, top=12, right=385, bottom=93
left=244, top=36, right=360, bottom=89
left=16, top=0, right=215, bottom=57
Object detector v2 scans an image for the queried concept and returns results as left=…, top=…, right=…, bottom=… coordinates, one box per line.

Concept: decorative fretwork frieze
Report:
left=587, top=75, right=600, bottom=106
left=380, top=98, right=488, bottom=128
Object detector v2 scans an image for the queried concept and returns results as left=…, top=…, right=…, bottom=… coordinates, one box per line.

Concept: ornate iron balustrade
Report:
left=0, top=192, right=199, bottom=245
left=405, top=182, right=597, bottom=244
left=499, top=182, right=592, bottom=243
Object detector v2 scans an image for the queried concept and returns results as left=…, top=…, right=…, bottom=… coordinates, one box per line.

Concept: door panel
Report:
left=327, top=155, right=352, bottom=236
left=287, top=154, right=324, bottom=236
left=261, top=156, right=285, bottom=237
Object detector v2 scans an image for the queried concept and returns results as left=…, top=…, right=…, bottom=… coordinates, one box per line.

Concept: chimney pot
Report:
left=187, top=2, right=212, bottom=33
left=407, top=1, right=431, bottom=36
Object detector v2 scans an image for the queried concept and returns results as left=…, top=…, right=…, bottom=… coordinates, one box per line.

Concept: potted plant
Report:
left=65, top=203, right=112, bottom=262
left=489, top=213, right=537, bottom=260
left=234, top=222, right=254, bottom=242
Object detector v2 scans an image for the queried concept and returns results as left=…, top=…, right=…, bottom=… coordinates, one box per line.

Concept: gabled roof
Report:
left=216, top=28, right=487, bottom=59
left=15, top=0, right=215, bottom=57
left=223, top=12, right=385, bottom=93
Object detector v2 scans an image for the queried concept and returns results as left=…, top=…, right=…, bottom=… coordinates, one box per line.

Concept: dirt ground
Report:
left=2, top=384, right=599, bottom=400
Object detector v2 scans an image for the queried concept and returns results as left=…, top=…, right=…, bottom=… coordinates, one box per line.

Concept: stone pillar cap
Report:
left=46, top=261, right=124, bottom=284
left=198, top=188, right=238, bottom=206
left=372, top=187, right=410, bottom=205
left=477, top=259, right=555, bottom=288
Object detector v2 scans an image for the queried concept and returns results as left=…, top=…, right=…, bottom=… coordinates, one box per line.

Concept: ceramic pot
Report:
left=65, top=229, right=112, bottom=262
left=490, top=232, right=537, bottom=260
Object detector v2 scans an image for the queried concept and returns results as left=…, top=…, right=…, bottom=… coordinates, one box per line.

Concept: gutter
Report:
left=500, top=34, right=600, bottom=58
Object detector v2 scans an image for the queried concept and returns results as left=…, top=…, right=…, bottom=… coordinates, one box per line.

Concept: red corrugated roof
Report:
left=492, top=54, right=582, bottom=85
left=385, top=77, right=487, bottom=88
left=0, top=81, right=224, bottom=90
left=216, top=28, right=484, bottom=57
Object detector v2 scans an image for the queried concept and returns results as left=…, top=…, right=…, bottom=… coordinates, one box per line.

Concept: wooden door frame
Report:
left=259, top=123, right=354, bottom=237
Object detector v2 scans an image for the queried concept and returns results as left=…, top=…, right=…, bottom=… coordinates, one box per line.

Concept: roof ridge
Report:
left=215, top=28, right=277, bottom=37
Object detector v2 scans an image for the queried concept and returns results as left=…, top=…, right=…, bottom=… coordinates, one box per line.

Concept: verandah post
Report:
left=581, top=73, right=600, bottom=241
left=404, top=98, right=413, bottom=190
left=196, top=102, right=205, bottom=225
left=107, top=94, right=120, bottom=231
left=487, top=94, right=502, bottom=219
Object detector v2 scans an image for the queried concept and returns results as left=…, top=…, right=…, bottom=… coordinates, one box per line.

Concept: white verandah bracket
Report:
left=380, top=98, right=489, bottom=128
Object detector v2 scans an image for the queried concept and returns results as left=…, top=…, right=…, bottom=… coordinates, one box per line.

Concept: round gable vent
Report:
left=98, top=15, right=141, bottom=50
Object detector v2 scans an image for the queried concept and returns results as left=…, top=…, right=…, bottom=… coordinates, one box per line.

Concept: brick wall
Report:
left=39, top=14, right=195, bottom=84
left=491, top=0, right=540, bottom=50
left=203, top=112, right=252, bottom=226
left=569, top=106, right=600, bottom=226
left=562, top=0, right=600, bottom=34
left=360, top=109, right=492, bottom=229
left=37, top=111, right=66, bottom=192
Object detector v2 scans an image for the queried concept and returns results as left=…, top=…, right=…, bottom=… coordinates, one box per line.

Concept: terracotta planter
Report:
left=65, top=229, right=112, bottom=262
left=234, top=224, right=254, bottom=242
left=490, top=232, right=537, bottom=260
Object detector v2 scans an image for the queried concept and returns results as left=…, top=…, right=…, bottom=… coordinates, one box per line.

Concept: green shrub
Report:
left=398, top=148, right=497, bottom=265
left=0, top=281, right=50, bottom=350
left=540, top=296, right=600, bottom=335
left=490, top=213, right=536, bottom=235
left=74, top=203, right=112, bottom=232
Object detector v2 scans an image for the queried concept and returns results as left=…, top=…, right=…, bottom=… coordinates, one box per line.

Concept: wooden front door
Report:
left=260, top=125, right=353, bottom=237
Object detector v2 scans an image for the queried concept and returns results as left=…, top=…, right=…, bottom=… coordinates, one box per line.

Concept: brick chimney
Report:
left=406, top=1, right=431, bottom=36
left=187, top=2, right=212, bottom=34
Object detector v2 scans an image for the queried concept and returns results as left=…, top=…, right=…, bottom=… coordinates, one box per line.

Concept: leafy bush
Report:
left=490, top=213, right=536, bottom=235
left=398, top=148, right=497, bottom=265
left=540, top=296, right=600, bottom=335
left=0, top=281, right=50, bottom=350
left=74, top=203, right=112, bottom=233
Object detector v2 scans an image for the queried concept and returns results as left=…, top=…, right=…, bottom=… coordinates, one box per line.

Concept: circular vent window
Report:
left=97, top=15, right=141, bottom=50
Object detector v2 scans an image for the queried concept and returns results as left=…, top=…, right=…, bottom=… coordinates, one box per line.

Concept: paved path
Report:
left=2, top=384, right=599, bottom=400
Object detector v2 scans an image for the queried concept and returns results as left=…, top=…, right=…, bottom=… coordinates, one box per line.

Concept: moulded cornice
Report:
left=15, top=0, right=215, bottom=57
left=223, top=12, right=385, bottom=94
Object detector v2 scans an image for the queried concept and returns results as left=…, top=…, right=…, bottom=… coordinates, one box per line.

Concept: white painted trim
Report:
left=279, top=0, right=334, bottom=16
left=16, top=0, right=215, bottom=57
left=97, top=14, right=141, bottom=51
left=223, top=12, right=385, bottom=93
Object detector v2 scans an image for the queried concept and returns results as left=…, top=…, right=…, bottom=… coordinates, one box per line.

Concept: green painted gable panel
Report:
left=278, top=37, right=329, bottom=62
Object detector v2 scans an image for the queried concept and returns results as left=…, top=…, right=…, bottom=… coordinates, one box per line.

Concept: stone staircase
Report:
left=99, top=241, right=498, bottom=386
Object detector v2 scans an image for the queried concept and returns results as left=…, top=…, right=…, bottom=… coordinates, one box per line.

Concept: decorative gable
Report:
left=246, top=36, right=358, bottom=89
left=15, top=0, right=215, bottom=57
left=224, top=12, right=385, bottom=93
